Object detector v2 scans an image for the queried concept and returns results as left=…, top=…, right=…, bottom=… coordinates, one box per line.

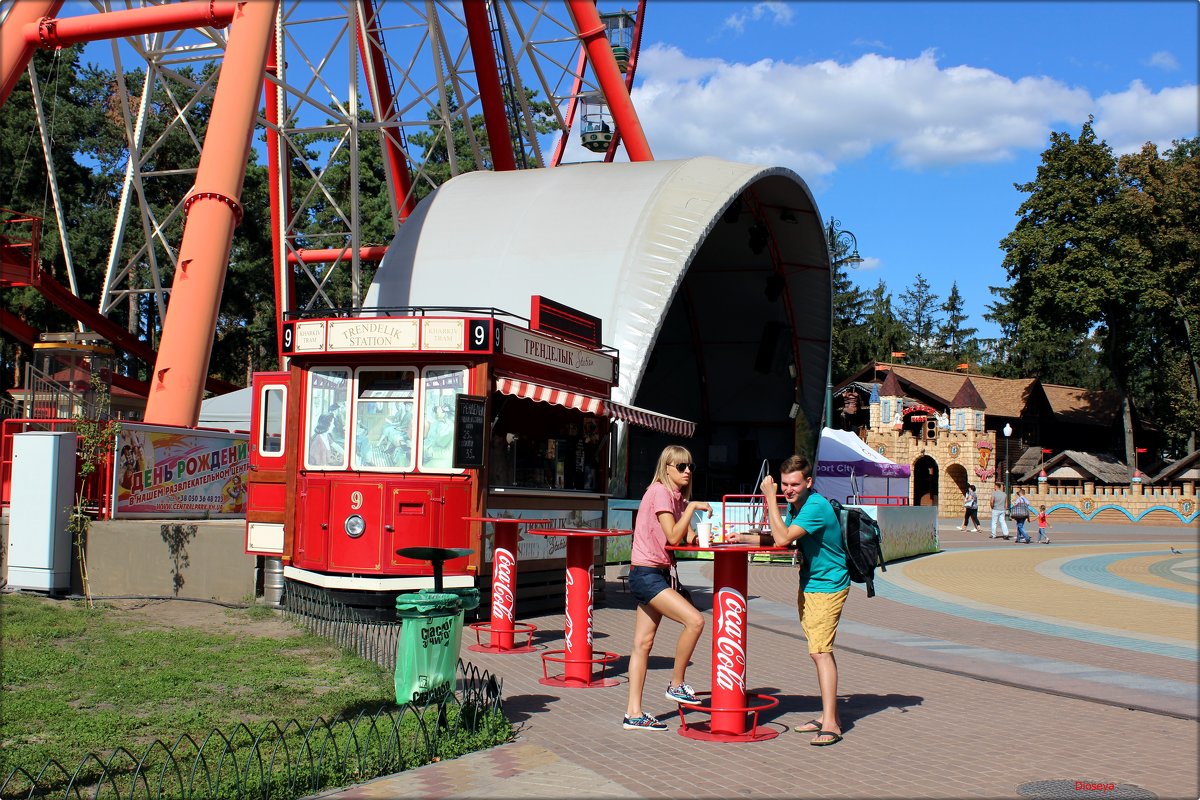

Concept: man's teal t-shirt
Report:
left=784, top=492, right=850, bottom=593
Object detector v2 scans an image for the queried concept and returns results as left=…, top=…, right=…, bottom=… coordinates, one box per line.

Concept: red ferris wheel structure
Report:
left=0, top=0, right=651, bottom=426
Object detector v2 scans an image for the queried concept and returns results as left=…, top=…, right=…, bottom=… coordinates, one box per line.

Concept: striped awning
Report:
left=607, top=401, right=695, bottom=438
left=495, top=377, right=695, bottom=438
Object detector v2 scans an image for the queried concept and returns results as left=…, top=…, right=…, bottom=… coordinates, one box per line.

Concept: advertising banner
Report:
left=113, top=423, right=250, bottom=518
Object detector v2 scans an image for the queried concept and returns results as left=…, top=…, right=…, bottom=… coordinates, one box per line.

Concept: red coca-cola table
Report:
left=463, top=516, right=549, bottom=654
left=666, top=542, right=792, bottom=742
left=527, top=527, right=628, bottom=688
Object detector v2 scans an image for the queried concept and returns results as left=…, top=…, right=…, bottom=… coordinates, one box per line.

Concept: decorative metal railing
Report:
left=1, top=659, right=506, bottom=800
left=282, top=580, right=403, bottom=671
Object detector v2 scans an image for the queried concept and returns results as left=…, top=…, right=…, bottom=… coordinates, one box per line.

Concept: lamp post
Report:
left=825, top=218, right=864, bottom=429
left=1002, top=423, right=1013, bottom=503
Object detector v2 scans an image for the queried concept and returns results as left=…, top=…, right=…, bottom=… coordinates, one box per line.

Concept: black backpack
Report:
left=827, top=497, right=887, bottom=597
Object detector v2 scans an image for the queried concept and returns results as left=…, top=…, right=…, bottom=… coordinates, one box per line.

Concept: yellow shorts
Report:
left=796, top=587, right=850, bottom=654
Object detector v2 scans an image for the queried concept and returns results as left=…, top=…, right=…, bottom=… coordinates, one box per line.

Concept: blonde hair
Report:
left=649, top=445, right=693, bottom=501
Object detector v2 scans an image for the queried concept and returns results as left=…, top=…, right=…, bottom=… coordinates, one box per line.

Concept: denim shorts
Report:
left=628, top=565, right=672, bottom=606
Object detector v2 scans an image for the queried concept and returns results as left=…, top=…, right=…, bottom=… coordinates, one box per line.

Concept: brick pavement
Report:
left=313, top=520, right=1198, bottom=800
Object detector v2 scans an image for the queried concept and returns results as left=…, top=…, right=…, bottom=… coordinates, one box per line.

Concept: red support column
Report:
left=461, top=0, right=516, bottom=172
left=710, top=553, right=750, bottom=734
left=565, top=0, right=653, bottom=162
left=144, top=0, right=279, bottom=426
left=0, top=0, right=63, bottom=107
left=357, top=0, right=415, bottom=218
left=263, top=32, right=296, bottom=364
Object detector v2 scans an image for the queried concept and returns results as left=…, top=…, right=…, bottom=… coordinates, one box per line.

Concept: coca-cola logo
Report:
left=563, top=566, right=594, bottom=653
left=713, top=588, right=747, bottom=692
left=491, top=547, right=516, bottom=621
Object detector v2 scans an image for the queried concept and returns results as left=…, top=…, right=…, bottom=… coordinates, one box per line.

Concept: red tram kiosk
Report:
left=245, top=296, right=661, bottom=609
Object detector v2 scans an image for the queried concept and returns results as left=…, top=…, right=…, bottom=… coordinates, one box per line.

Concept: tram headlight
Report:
left=344, top=514, right=366, bottom=538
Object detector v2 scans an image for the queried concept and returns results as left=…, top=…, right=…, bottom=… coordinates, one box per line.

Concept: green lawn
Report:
left=0, top=593, right=510, bottom=799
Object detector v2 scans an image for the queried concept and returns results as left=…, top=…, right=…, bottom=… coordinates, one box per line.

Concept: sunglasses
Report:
left=672, top=463, right=694, bottom=473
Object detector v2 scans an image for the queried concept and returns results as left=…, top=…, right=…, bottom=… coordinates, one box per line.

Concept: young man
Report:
left=732, top=455, right=847, bottom=746
left=990, top=482, right=1010, bottom=539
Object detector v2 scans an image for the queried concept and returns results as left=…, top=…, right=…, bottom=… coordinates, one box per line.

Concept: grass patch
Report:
left=1, top=593, right=511, bottom=799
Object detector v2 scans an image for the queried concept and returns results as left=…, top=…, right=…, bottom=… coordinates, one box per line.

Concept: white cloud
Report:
left=1147, top=51, right=1179, bottom=71
left=628, top=44, right=1197, bottom=176
left=721, top=2, right=795, bottom=34
left=1094, top=81, right=1200, bottom=154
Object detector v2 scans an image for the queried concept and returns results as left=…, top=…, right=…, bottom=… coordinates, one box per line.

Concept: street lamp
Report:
left=1002, top=423, right=1013, bottom=502
left=825, top=218, right=865, bottom=429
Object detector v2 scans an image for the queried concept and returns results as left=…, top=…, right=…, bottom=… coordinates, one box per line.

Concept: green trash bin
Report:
left=394, top=592, right=463, bottom=704
left=421, top=586, right=480, bottom=613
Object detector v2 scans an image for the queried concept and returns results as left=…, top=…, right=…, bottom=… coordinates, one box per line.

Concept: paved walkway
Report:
left=314, top=519, right=1198, bottom=800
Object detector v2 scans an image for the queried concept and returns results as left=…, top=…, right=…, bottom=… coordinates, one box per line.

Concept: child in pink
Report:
left=1036, top=506, right=1052, bottom=543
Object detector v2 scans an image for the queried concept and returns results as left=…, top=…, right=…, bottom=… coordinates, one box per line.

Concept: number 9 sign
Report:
left=282, top=322, right=295, bottom=353
left=350, top=491, right=363, bottom=510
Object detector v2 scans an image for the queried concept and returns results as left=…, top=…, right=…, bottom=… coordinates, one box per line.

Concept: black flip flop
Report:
left=794, top=719, right=822, bottom=734
left=810, top=730, right=843, bottom=746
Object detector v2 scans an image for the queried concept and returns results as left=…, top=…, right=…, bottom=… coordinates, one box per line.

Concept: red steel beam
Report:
left=0, top=0, right=64, bottom=107
left=357, top=0, right=416, bottom=218
left=18, top=0, right=238, bottom=49
left=285, top=246, right=388, bottom=265
left=462, top=0, right=517, bottom=171
left=565, top=0, right=653, bottom=162
left=145, top=0, right=278, bottom=426
left=263, top=32, right=297, bottom=365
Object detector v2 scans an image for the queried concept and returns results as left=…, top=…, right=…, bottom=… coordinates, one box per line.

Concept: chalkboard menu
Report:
left=453, top=394, right=487, bottom=469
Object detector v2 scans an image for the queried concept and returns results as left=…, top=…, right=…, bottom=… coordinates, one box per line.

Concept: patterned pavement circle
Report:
left=875, top=544, right=1198, bottom=659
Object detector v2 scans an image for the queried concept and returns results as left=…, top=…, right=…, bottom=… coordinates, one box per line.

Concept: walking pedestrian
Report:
left=732, top=455, right=848, bottom=746
left=990, top=482, right=1010, bottom=539
left=1011, top=489, right=1032, bottom=542
left=957, top=484, right=981, bottom=532
left=623, top=445, right=709, bottom=731
left=1036, top=505, right=1052, bottom=543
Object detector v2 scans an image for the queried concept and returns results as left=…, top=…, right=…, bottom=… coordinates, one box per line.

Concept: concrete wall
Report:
left=81, top=519, right=255, bottom=602
left=9, top=518, right=255, bottom=603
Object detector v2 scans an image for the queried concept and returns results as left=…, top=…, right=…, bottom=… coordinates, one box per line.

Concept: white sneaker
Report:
left=955, top=526, right=964, bottom=531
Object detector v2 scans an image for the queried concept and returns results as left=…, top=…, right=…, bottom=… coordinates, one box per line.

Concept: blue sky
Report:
left=603, top=1, right=1200, bottom=339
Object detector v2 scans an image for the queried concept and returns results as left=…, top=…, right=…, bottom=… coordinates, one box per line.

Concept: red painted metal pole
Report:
left=285, top=246, right=389, bottom=265
left=21, top=1, right=238, bottom=48
left=263, top=32, right=297, bottom=363
left=144, top=0, right=278, bottom=427
left=489, top=521, right=520, bottom=650
left=565, top=0, right=653, bottom=162
left=0, top=0, right=63, bottom=108
left=461, top=0, right=516, bottom=172
left=357, top=0, right=415, bottom=218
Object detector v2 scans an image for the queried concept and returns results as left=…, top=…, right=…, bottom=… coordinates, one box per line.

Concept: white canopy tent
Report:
left=366, top=157, right=833, bottom=496
left=815, top=427, right=910, bottom=504
left=197, top=387, right=252, bottom=432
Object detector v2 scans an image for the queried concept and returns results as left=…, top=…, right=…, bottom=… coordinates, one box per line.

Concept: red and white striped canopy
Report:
left=495, top=377, right=695, bottom=438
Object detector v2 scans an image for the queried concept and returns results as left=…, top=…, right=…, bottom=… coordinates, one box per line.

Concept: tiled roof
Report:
left=1041, top=384, right=1122, bottom=426
left=1153, top=450, right=1200, bottom=483
left=883, top=363, right=1037, bottom=418
left=1021, top=449, right=1134, bottom=485
left=878, top=370, right=903, bottom=397
left=949, top=378, right=986, bottom=410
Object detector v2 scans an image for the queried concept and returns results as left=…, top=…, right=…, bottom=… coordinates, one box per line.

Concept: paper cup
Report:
left=697, top=521, right=712, bottom=548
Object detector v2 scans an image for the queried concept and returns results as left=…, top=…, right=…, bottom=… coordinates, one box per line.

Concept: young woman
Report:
left=623, top=445, right=711, bottom=731
left=958, top=484, right=981, bottom=532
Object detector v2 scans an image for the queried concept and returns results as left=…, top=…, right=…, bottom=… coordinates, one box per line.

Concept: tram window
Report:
left=419, top=366, right=467, bottom=473
left=304, top=367, right=350, bottom=470
left=260, top=386, right=286, bottom=455
left=353, top=368, right=417, bottom=471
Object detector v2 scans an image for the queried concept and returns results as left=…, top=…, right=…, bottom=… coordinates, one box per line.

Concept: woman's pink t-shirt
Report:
left=631, top=481, right=685, bottom=566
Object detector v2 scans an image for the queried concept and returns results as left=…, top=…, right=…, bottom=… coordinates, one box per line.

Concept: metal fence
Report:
left=1, top=589, right=508, bottom=800
left=282, top=581, right=403, bottom=671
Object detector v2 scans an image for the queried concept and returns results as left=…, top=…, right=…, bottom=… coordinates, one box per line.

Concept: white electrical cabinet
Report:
left=7, top=431, right=78, bottom=592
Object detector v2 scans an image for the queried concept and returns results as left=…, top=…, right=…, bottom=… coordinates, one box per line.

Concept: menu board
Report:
left=453, top=394, right=487, bottom=469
